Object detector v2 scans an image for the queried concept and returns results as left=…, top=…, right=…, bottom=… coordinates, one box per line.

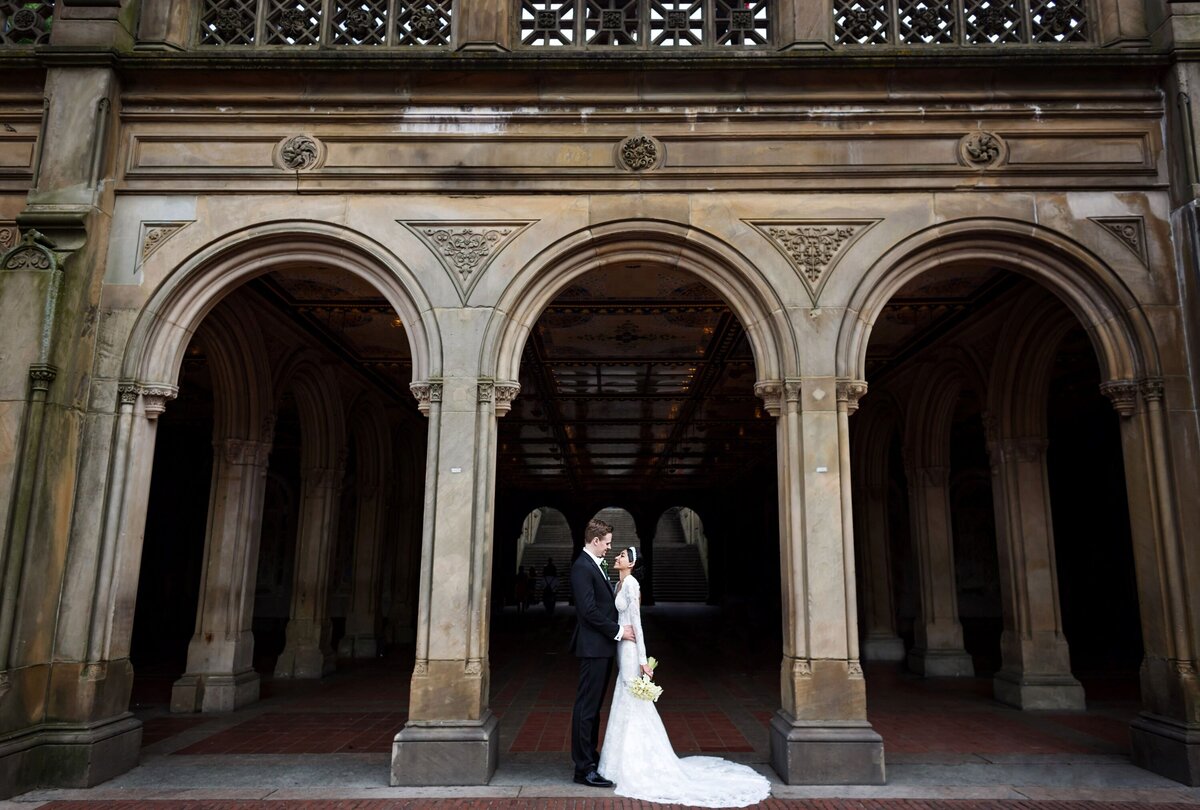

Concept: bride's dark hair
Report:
left=625, top=546, right=639, bottom=567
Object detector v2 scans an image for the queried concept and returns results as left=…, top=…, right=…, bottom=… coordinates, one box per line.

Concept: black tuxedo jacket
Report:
left=569, top=551, right=619, bottom=658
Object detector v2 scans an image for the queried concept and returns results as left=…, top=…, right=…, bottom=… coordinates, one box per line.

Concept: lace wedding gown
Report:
left=598, top=575, right=771, bottom=807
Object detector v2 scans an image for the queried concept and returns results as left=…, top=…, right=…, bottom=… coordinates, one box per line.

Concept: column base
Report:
left=274, top=644, right=335, bottom=679
left=908, top=647, right=974, bottom=677
left=391, top=712, right=499, bottom=786
left=1131, top=713, right=1200, bottom=786
left=768, top=711, right=885, bottom=785
left=861, top=634, right=906, bottom=662
left=993, top=670, right=1085, bottom=710
left=0, top=713, right=141, bottom=799
left=171, top=669, right=260, bottom=713
left=337, top=634, right=380, bottom=659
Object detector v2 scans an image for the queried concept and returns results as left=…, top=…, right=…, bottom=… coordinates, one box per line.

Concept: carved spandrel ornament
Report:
left=616, top=135, right=664, bottom=171
left=745, top=219, right=879, bottom=304
left=139, top=221, right=193, bottom=266
left=1091, top=217, right=1148, bottom=267
left=401, top=220, right=535, bottom=303
left=959, top=130, right=1006, bottom=169
left=274, top=135, right=325, bottom=172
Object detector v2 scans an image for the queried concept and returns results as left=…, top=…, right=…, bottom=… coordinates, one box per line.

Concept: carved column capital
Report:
left=753, top=380, right=783, bottom=417
left=477, top=380, right=494, bottom=403
left=28, top=363, right=57, bottom=393
left=783, top=379, right=804, bottom=404
left=836, top=380, right=868, bottom=414
left=1100, top=379, right=1139, bottom=417
left=302, top=466, right=344, bottom=493
left=494, top=381, right=521, bottom=417
left=1140, top=377, right=1165, bottom=403
left=137, top=382, right=178, bottom=420
left=117, top=380, right=139, bottom=407
left=409, top=380, right=443, bottom=417
left=996, top=437, right=1049, bottom=464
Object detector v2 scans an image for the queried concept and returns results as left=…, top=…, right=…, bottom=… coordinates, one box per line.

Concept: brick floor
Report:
left=173, top=712, right=406, bottom=755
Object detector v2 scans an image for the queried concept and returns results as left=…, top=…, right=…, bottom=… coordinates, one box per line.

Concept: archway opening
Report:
left=130, top=266, right=427, bottom=736
left=489, top=262, right=780, bottom=760
left=853, top=264, right=1140, bottom=757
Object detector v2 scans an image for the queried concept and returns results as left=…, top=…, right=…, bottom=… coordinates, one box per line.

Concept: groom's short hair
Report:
left=583, top=518, right=613, bottom=546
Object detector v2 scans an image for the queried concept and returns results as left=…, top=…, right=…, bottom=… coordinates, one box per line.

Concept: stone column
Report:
left=391, top=378, right=518, bottom=786
left=759, top=379, right=884, bottom=786
left=275, top=465, right=344, bottom=679
left=172, top=437, right=273, bottom=712
left=905, top=464, right=974, bottom=677
left=339, top=479, right=388, bottom=659
left=988, top=435, right=1085, bottom=710
left=855, top=479, right=906, bottom=662
left=1104, top=379, right=1200, bottom=785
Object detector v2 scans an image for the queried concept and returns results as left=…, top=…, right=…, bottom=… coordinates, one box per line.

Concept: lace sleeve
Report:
left=629, top=577, right=648, bottom=666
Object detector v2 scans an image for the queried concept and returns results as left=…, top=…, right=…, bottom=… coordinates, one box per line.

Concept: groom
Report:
left=569, top=517, right=635, bottom=788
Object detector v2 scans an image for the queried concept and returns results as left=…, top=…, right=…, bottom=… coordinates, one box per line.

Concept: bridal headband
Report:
left=625, top=547, right=638, bottom=565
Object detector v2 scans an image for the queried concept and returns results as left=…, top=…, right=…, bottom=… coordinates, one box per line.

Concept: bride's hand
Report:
left=640, top=664, right=654, bottom=678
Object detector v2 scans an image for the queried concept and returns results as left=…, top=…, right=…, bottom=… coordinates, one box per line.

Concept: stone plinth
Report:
left=768, top=712, right=885, bottom=785
left=171, top=669, right=260, bottom=714
left=908, top=647, right=975, bottom=677
left=1131, top=714, right=1200, bottom=786
left=0, top=714, right=141, bottom=799
left=993, top=669, right=1085, bottom=711
left=861, top=634, right=906, bottom=662
left=390, top=712, right=499, bottom=786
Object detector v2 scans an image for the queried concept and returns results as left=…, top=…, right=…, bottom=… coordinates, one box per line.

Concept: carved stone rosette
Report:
left=616, top=135, right=664, bottom=172
left=274, top=134, right=325, bottom=172
left=1100, top=379, right=1139, bottom=417
left=959, top=130, right=1006, bottom=169
left=410, top=380, right=444, bottom=416
left=836, top=380, right=869, bottom=414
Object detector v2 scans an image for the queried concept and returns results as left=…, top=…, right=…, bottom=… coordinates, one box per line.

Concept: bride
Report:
left=598, top=546, right=771, bottom=807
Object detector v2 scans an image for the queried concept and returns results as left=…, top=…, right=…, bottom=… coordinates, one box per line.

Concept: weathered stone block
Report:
left=390, top=712, right=499, bottom=786
left=768, top=712, right=885, bottom=785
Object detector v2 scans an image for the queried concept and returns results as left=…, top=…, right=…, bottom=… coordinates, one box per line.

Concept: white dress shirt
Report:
left=583, top=547, right=623, bottom=641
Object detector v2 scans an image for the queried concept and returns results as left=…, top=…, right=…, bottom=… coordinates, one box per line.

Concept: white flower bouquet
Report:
left=629, top=657, right=662, bottom=702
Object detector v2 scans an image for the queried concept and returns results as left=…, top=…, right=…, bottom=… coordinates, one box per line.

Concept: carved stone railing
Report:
left=518, top=0, right=769, bottom=47
left=833, top=0, right=1089, bottom=45
left=197, top=0, right=452, bottom=46
left=0, top=0, right=55, bottom=45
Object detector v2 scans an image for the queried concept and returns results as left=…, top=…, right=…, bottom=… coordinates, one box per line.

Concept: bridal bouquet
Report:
left=629, top=657, right=662, bottom=702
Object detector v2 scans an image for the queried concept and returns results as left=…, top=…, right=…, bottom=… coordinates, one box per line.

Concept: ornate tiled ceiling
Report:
left=497, top=264, right=771, bottom=493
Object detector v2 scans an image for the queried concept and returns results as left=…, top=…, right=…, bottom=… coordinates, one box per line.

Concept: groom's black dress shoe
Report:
left=574, top=771, right=615, bottom=788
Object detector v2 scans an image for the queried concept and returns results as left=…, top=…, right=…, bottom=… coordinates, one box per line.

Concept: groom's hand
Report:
left=621, top=625, right=635, bottom=641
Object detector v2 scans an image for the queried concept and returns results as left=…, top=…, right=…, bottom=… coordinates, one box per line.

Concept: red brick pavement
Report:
left=174, top=713, right=406, bottom=755
left=36, top=800, right=1200, bottom=809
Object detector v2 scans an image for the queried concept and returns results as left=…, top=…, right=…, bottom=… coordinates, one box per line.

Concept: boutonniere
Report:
left=600, top=558, right=610, bottom=577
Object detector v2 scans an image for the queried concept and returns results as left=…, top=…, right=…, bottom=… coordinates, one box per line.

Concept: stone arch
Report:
left=903, top=349, right=988, bottom=470
left=274, top=350, right=346, bottom=472
left=836, top=218, right=1159, bottom=386
left=194, top=298, right=273, bottom=444
left=480, top=219, right=797, bottom=385
left=123, top=221, right=440, bottom=389
left=987, top=288, right=1080, bottom=440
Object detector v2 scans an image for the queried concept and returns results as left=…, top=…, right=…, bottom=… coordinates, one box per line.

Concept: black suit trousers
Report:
left=572, top=656, right=613, bottom=775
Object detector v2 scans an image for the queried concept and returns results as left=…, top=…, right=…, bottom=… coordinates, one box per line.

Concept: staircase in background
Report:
left=650, top=509, right=708, bottom=602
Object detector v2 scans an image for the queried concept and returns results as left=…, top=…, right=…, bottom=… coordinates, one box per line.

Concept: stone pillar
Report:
left=339, top=479, right=387, bottom=659
left=1103, top=379, right=1200, bottom=785
left=275, top=466, right=344, bottom=679
left=171, top=438, right=272, bottom=713
left=904, top=464, right=974, bottom=677
left=391, top=378, right=518, bottom=786
left=759, top=379, right=884, bottom=786
left=988, top=435, right=1085, bottom=710
left=855, top=480, right=906, bottom=662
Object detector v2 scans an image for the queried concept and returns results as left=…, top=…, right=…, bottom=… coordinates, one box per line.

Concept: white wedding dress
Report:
left=598, top=575, right=771, bottom=807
